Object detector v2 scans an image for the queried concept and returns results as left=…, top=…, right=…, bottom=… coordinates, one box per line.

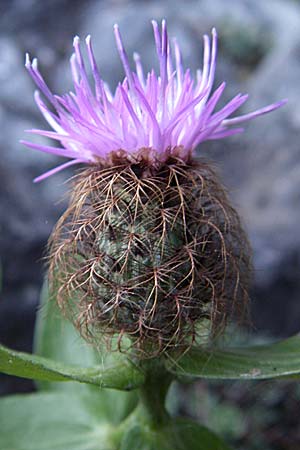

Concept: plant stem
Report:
left=138, top=361, right=172, bottom=426
left=137, top=359, right=173, bottom=427
left=112, top=358, right=173, bottom=446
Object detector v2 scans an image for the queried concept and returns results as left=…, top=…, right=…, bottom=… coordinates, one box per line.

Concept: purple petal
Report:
left=222, top=99, right=287, bottom=126
left=33, top=159, right=83, bottom=182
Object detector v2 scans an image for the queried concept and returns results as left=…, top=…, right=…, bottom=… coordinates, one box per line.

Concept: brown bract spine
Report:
left=49, top=154, right=251, bottom=357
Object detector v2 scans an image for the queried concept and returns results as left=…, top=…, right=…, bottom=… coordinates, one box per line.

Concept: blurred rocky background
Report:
left=0, top=0, right=299, bottom=448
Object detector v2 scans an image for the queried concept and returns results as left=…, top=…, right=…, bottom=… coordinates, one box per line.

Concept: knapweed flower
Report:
left=23, top=21, right=285, bottom=356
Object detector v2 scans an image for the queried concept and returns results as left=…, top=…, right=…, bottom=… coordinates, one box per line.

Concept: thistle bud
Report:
left=49, top=155, right=250, bottom=354
left=23, top=21, right=285, bottom=356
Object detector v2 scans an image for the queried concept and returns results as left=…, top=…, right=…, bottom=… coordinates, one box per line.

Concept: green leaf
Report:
left=34, top=281, right=138, bottom=423
left=166, top=335, right=300, bottom=380
left=34, top=282, right=99, bottom=388
left=120, top=418, right=232, bottom=450
left=35, top=281, right=135, bottom=382
left=0, top=342, right=144, bottom=390
left=0, top=391, right=118, bottom=450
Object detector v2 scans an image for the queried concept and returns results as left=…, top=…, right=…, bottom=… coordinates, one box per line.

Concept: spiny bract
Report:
left=49, top=156, right=250, bottom=354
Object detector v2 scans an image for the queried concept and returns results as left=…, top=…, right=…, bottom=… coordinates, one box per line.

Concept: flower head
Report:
left=22, top=20, right=285, bottom=182
left=27, top=20, right=283, bottom=356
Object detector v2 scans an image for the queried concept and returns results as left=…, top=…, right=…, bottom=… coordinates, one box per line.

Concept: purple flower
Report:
left=22, top=20, right=286, bottom=182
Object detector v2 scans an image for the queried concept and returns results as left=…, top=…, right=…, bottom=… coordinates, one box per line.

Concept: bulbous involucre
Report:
left=49, top=155, right=251, bottom=355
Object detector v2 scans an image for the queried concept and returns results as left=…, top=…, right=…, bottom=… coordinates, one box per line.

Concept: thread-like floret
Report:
left=22, top=21, right=285, bottom=182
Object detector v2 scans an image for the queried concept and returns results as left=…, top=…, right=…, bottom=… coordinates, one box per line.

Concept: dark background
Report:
left=0, top=0, right=299, bottom=448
